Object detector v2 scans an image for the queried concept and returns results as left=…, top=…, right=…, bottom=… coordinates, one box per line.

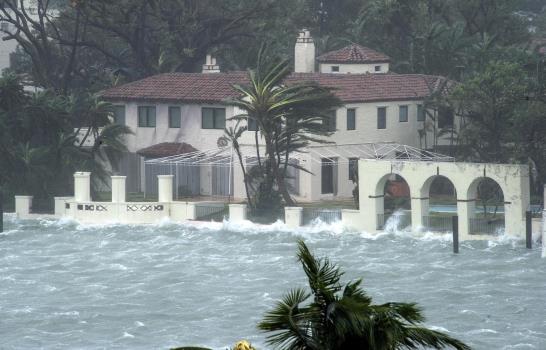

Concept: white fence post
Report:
left=158, top=175, right=174, bottom=203
left=15, top=195, right=33, bottom=218
left=111, top=176, right=127, bottom=203
left=285, top=207, right=303, bottom=228
left=229, top=204, right=247, bottom=222
left=74, top=172, right=91, bottom=202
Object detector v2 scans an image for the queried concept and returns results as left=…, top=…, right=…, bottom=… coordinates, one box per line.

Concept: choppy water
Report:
left=1, top=214, right=545, bottom=350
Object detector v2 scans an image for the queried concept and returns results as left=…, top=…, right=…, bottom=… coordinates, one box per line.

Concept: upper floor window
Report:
left=138, top=106, right=156, bottom=127
left=202, top=107, right=225, bottom=129
left=438, top=106, right=454, bottom=129
left=375, top=65, right=381, bottom=72
left=112, top=105, right=125, bottom=125
left=377, top=107, right=386, bottom=129
left=348, top=157, right=358, bottom=181
left=417, top=104, right=425, bottom=122
left=399, top=105, right=408, bottom=122
left=324, top=110, right=336, bottom=132
left=331, top=66, right=339, bottom=72
left=346, top=108, right=356, bottom=130
left=247, top=117, right=258, bottom=131
left=169, top=106, right=181, bottom=128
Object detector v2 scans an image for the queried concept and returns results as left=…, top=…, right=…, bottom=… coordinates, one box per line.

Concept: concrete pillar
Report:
left=54, top=196, right=72, bottom=217
left=542, top=209, right=546, bottom=258
left=543, top=185, right=546, bottom=257
left=158, top=175, right=173, bottom=203
left=15, top=195, right=33, bottom=217
left=186, top=202, right=197, bottom=220
left=111, top=176, right=127, bottom=203
left=285, top=207, right=303, bottom=228
left=457, top=199, right=475, bottom=239
left=229, top=204, right=247, bottom=222
left=74, top=172, right=91, bottom=202
left=410, top=194, right=429, bottom=230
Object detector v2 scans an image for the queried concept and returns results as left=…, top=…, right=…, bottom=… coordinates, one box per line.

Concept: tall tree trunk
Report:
left=265, top=138, right=294, bottom=206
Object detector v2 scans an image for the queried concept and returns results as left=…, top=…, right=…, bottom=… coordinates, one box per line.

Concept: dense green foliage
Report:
left=1, top=0, right=546, bottom=198
left=228, top=53, right=341, bottom=209
left=0, top=74, right=131, bottom=209
left=259, top=241, right=470, bottom=349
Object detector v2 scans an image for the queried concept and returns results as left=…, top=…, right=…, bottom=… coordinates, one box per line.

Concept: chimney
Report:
left=202, top=54, right=220, bottom=73
left=294, top=29, right=315, bottom=73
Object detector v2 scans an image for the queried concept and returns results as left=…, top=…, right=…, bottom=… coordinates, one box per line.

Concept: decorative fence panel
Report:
left=469, top=217, right=505, bottom=235
left=422, top=215, right=454, bottom=232
left=195, top=204, right=228, bottom=222
left=377, top=211, right=411, bottom=230
left=302, top=208, right=342, bottom=225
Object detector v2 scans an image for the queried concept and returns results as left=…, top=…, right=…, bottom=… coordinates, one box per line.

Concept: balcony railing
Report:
left=469, top=217, right=504, bottom=235
left=377, top=211, right=411, bottom=230
left=422, top=215, right=454, bottom=232
left=302, top=208, right=342, bottom=225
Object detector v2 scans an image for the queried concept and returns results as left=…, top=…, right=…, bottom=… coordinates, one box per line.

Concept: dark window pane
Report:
left=328, top=110, right=336, bottom=131
left=438, top=106, right=454, bottom=128
left=399, top=105, right=408, bottom=122
left=214, top=108, right=226, bottom=129
left=377, top=107, right=386, bottom=129
left=202, top=108, right=214, bottom=129
left=349, top=158, right=358, bottom=181
left=375, top=65, right=381, bottom=72
left=347, top=108, right=356, bottom=130
left=138, top=106, right=155, bottom=127
left=169, top=106, right=181, bottom=128
left=247, top=117, right=258, bottom=131
left=147, top=107, right=156, bottom=127
left=331, top=66, right=339, bottom=72
left=113, top=105, right=125, bottom=125
left=417, top=105, right=425, bottom=121
left=138, top=106, right=146, bottom=127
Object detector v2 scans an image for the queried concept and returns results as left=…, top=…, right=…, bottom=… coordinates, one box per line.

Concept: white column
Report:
left=457, top=199, right=475, bottom=240
left=111, top=176, right=127, bottom=203
left=542, top=210, right=546, bottom=258
left=15, top=195, right=33, bottom=217
left=158, top=175, right=173, bottom=203
left=285, top=207, right=303, bottom=228
left=410, top=194, right=429, bottom=230
left=54, top=196, right=72, bottom=217
left=229, top=204, right=247, bottom=222
left=542, top=185, right=546, bottom=258
left=74, top=172, right=91, bottom=202
left=186, top=202, right=197, bottom=220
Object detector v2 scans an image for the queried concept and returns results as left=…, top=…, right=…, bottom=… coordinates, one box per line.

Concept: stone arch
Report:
left=465, top=176, right=506, bottom=235
left=418, top=175, right=457, bottom=232
left=374, top=172, right=411, bottom=230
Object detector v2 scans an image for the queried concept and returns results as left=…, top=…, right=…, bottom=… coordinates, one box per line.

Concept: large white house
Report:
left=101, top=30, right=458, bottom=201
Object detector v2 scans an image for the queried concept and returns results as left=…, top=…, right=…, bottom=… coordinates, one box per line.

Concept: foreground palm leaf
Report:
left=259, top=240, right=470, bottom=350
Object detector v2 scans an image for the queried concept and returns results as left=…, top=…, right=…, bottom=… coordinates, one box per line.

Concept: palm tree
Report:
left=259, top=240, right=470, bottom=350
left=230, top=53, right=342, bottom=206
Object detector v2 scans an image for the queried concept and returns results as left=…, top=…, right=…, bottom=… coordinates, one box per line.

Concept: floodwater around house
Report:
left=1, top=214, right=545, bottom=350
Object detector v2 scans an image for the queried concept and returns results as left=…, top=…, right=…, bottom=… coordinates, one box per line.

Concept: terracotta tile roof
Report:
left=102, top=72, right=248, bottom=104
left=137, top=142, right=198, bottom=158
left=101, top=71, right=447, bottom=104
left=317, top=44, right=391, bottom=63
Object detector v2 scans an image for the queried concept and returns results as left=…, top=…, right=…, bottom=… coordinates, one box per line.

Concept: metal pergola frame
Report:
left=144, top=142, right=455, bottom=167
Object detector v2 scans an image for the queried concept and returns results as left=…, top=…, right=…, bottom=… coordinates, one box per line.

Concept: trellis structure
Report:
left=143, top=142, right=454, bottom=200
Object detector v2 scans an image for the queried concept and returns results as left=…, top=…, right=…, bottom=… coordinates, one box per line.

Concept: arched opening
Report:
left=467, top=177, right=505, bottom=235
left=377, top=174, right=411, bottom=230
left=422, top=175, right=457, bottom=232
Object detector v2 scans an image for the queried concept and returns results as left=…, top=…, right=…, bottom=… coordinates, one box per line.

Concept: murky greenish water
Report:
left=1, top=214, right=545, bottom=350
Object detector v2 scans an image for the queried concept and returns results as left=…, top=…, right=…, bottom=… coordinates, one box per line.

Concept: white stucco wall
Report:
left=355, top=159, right=530, bottom=239
left=319, top=62, right=389, bottom=74
left=113, top=99, right=459, bottom=201
left=119, top=100, right=456, bottom=155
